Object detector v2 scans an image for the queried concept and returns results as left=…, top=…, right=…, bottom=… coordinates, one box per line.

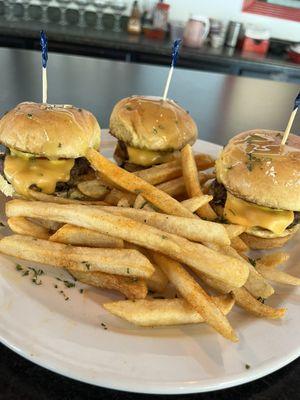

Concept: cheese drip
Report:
left=224, top=192, right=294, bottom=235
left=4, top=155, right=74, bottom=197
left=127, top=145, right=176, bottom=166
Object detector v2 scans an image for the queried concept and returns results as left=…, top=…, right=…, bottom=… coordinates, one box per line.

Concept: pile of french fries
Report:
left=1, top=145, right=299, bottom=342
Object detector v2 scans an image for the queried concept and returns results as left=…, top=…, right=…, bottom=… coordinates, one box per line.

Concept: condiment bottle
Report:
left=127, top=0, right=142, bottom=35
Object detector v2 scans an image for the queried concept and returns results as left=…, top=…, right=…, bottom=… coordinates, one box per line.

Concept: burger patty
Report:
left=55, top=157, right=93, bottom=192
left=209, top=179, right=300, bottom=229
left=0, top=149, right=93, bottom=194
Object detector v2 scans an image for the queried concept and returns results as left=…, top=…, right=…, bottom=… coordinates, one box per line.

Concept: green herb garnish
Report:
left=257, top=297, right=265, bottom=304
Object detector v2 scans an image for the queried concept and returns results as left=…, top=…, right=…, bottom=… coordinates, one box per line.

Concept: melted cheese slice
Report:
left=126, top=146, right=175, bottom=166
left=224, top=192, right=294, bottom=235
left=4, top=156, right=74, bottom=197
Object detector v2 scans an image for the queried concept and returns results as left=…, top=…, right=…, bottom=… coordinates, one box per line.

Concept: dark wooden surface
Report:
left=0, top=47, right=299, bottom=399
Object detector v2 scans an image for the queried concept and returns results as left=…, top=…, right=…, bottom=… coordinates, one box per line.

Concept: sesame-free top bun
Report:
left=0, top=102, right=101, bottom=158
left=109, top=96, right=197, bottom=151
left=216, top=129, right=300, bottom=211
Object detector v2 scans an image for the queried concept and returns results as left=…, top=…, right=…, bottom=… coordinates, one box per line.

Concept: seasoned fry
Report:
left=104, top=295, right=235, bottom=327
left=77, top=180, right=109, bottom=199
left=224, top=224, right=246, bottom=239
left=105, top=188, right=136, bottom=206
left=30, top=218, right=62, bottom=232
left=256, top=263, right=300, bottom=286
left=198, top=273, right=285, bottom=319
left=146, top=262, right=168, bottom=293
left=230, top=236, right=249, bottom=253
left=86, top=148, right=195, bottom=218
left=151, top=252, right=238, bottom=341
left=125, top=244, right=168, bottom=293
left=133, top=194, right=148, bottom=209
left=257, top=252, right=290, bottom=268
left=203, top=242, right=274, bottom=299
left=181, top=195, right=213, bottom=213
left=6, top=200, right=249, bottom=287
left=70, top=270, right=147, bottom=299
left=103, top=206, right=230, bottom=245
left=232, top=287, right=286, bottom=319
left=181, top=144, right=217, bottom=220
left=134, top=153, right=215, bottom=185
left=7, top=217, right=51, bottom=239
left=50, top=224, right=124, bottom=248
left=0, top=234, right=154, bottom=278
left=117, top=197, right=131, bottom=208
left=28, top=189, right=108, bottom=205
left=154, top=172, right=215, bottom=199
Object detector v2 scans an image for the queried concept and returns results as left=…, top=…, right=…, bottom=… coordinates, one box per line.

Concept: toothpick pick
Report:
left=162, top=39, right=181, bottom=101
left=281, top=107, right=298, bottom=146
left=42, top=67, right=47, bottom=104
left=281, top=91, right=300, bottom=146
left=40, top=31, right=48, bottom=104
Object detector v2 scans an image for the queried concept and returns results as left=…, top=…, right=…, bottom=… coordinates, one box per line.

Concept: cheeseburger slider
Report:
left=0, top=102, right=100, bottom=198
left=213, top=129, right=300, bottom=249
left=109, top=95, right=198, bottom=171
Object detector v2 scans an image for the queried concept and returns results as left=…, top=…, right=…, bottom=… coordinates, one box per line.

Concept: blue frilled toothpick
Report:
left=281, top=91, right=300, bottom=145
left=162, top=39, right=182, bottom=101
left=40, top=30, right=48, bottom=104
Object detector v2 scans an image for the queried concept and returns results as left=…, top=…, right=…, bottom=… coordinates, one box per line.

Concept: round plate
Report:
left=0, top=131, right=299, bottom=394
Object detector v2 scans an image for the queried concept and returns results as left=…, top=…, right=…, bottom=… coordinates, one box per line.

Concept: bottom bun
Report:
left=241, top=232, right=293, bottom=250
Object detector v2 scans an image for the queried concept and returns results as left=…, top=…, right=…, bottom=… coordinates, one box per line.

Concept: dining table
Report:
left=0, top=47, right=299, bottom=400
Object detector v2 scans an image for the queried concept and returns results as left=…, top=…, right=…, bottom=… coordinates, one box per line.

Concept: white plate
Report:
left=0, top=131, right=299, bottom=395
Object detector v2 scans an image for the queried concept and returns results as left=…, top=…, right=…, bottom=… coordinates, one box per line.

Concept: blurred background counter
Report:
left=0, top=0, right=299, bottom=83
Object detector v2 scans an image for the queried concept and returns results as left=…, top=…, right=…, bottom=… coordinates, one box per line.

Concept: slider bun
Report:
left=241, top=226, right=299, bottom=250
left=109, top=96, right=197, bottom=151
left=0, top=102, right=101, bottom=158
left=216, top=129, right=300, bottom=211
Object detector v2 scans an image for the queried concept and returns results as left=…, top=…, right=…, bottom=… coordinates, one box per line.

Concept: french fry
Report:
left=29, top=218, right=62, bottom=232
left=224, top=224, right=246, bottom=239
left=145, top=262, right=168, bottom=293
left=157, top=172, right=215, bottom=199
left=50, top=224, right=124, bottom=248
left=104, top=295, right=234, bottom=327
left=6, top=200, right=249, bottom=287
left=181, top=144, right=217, bottom=220
left=125, top=244, right=168, bottom=293
left=256, top=262, right=300, bottom=286
left=102, top=206, right=230, bottom=245
left=0, top=234, right=154, bottom=278
left=181, top=195, right=213, bottom=213
left=230, top=236, right=249, bottom=253
left=86, top=149, right=195, bottom=218
left=133, top=194, right=148, bottom=209
left=77, top=180, right=109, bottom=199
left=232, top=287, right=286, bottom=319
left=117, top=197, right=131, bottom=208
left=198, top=273, right=285, bottom=319
left=134, top=153, right=215, bottom=186
left=28, top=189, right=108, bottom=205
left=7, top=217, right=51, bottom=240
left=257, top=252, right=290, bottom=268
left=203, top=242, right=274, bottom=299
left=151, top=252, right=238, bottom=341
left=105, top=188, right=136, bottom=206
left=70, top=270, right=147, bottom=299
